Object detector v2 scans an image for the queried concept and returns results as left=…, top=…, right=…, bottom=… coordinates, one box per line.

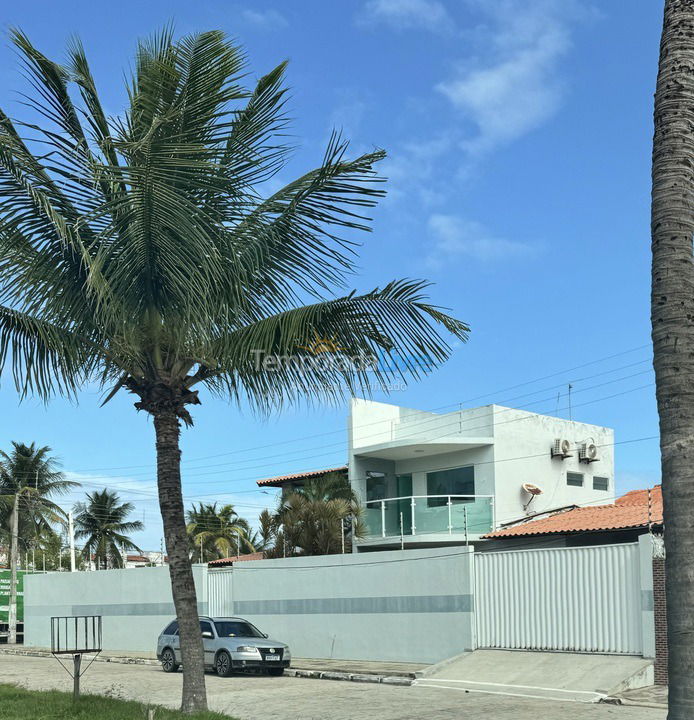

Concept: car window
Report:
left=200, top=621, right=214, bottom=637
left=163, top=621, right=178, bottom=635
left=214, top=620, right=264, bottom=638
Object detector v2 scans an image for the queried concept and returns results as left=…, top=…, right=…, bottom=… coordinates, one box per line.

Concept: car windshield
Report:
left=214, top=620, right=264, bottom=638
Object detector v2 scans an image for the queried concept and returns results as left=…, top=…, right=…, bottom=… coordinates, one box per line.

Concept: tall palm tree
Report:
left=273, top=474, right=364, bottom=556
left=0, top=442, right=75, bottom=642
left=0, top=30, right=467, bottom=711
left=187, top=502, right=254, bottom=561
left=652, top=2, right=694, bottom=716
left=74, top=489, right=143, bottom=569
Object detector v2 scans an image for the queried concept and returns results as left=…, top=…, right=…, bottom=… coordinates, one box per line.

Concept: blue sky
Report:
left=0, top=0, right=664, bottom=549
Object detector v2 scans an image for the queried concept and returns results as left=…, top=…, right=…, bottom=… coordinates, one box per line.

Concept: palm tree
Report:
left=651, top=3, right=694, bottom=716
left=0, top=29, right=467, bottom=711
left=0, top=442, right=75, bottom=642
left=73, top=489, right=143, bottom=569
left=272, top=473, right=364, bottom=556
left=187, top=502, right=254, bottom=561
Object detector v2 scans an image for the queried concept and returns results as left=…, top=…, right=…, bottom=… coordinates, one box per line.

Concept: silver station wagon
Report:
left=157, top=616, right=291, bottom=677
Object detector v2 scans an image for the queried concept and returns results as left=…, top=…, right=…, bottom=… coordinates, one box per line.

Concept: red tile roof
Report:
left=208, top=552, right=266, bottom=566
left=484, top=486, right=663, bottom=539
left=256, top=465, right=347, bottom=487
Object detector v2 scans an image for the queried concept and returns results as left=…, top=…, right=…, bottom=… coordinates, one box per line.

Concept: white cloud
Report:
left=438, top=0, right=583, bottom=154
left=241, top=8, right=288, bottom=30
left=427, top=214, right=534, bottom=267
left=361, top=0, right=453, bottom=33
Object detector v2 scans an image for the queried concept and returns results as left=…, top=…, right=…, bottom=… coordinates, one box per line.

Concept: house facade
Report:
left=348, top=399, right=615, bottom=551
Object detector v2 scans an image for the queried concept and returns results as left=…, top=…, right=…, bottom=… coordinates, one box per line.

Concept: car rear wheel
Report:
left=161, top=648, right=179, bottom=673
left=215, top=650, right=233, bottom=677
left=267, top=667, right=284, bottom=676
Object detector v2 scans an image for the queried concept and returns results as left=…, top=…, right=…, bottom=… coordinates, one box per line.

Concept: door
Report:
left=200, top=620, right=216, bottom=668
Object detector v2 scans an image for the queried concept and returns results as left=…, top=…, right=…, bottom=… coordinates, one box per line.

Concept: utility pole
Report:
left=68, top=512, right=76, bottom=572
left=7, top=493, right=19, bottom=644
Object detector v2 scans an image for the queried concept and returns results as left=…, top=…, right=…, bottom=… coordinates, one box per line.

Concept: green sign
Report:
left=0, top=570, right=25, bottom=624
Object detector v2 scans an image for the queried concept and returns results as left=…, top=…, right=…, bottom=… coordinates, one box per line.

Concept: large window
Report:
left=426, top=466, right=475, bottom=506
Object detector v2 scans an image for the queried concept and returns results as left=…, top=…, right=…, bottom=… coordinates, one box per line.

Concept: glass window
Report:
left=567, top=472, right=584, bottom=487
left=366, top=474, right=388, bottom=501
left=200, top=620, right=214, bottom=637
left=214, top=620, right=264, bottom=638
left=426, top=466, right=475, bottom=507
left=163, top=621, right=178, bottom=636
left=593, top=476, right=609, bottom=491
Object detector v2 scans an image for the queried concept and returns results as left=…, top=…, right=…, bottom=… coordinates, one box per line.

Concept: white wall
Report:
left=491, top=405, right=614, bottom=526
left=24, top=565, right=208, bottom=653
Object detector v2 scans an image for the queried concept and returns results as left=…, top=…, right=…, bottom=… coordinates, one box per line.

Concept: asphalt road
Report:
left=0, top=654, right=666, bottom=720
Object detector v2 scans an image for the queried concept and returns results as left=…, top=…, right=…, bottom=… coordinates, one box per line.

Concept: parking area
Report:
left=0, top=654, right=665, bottom=720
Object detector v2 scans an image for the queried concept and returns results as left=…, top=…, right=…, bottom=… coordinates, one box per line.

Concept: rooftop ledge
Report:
left=352, top=436, right=494, bottom=461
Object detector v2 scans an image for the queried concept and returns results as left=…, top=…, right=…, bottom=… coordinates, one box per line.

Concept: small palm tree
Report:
left=0, top=442, right=75, bottom=642
left=0, top=29, right=467, bottom=711
left=73, top=489, right=144, bottom=569
left=272, top=473, right=364, bottom=556
left=186, top=503, right=254, bottom=561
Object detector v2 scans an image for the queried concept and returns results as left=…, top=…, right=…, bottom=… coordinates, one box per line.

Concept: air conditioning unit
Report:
left=579, top=443, right=599, bottom=463
left=551, top=438, right=573, bottom=459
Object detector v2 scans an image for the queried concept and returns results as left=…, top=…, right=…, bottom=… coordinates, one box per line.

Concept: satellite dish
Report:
left=522, top=483, right=543, bottom=496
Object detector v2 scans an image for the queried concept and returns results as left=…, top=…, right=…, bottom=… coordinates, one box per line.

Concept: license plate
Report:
left=265, top=654, right=280, bottom=661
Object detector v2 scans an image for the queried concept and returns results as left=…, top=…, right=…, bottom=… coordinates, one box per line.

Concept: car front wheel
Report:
left=215, top=650, right=233, bottom=677
left=161, top=648, right=179, bottom=673
left=267, top=667, right=285, bottom=676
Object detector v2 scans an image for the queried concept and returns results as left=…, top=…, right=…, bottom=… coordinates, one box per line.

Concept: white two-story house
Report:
left=348, top=399, right=614, bottom=551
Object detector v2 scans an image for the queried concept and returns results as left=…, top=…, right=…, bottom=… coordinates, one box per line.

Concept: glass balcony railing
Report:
left=363, top=495, right=494, bottom=539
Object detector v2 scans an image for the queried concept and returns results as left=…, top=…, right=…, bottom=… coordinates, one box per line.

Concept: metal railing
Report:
left=363, top=494, right=495, bottom=540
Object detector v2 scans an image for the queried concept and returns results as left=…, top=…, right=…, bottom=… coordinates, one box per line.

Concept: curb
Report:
left=0, top=648, right=413, bottom=686
left=288, top=668, right=412, bottom=686
left=0, top=648, right=160, bottom=666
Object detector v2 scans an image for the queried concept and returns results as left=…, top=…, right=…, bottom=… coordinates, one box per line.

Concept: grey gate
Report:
left=474, top=544, right=643, bottom=654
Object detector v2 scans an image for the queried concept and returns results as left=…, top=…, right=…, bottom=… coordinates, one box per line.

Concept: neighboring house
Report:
left=256, top=466, right=348, bottom=497
left=348, top=399, right=615, bottom=551
left=208, top=552, right=266, bottom=568
left=479, top=486, right=663, bottom=550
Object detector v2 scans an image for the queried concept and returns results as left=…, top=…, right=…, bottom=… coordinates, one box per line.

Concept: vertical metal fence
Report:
left=474, top=543, right=642, bottom=654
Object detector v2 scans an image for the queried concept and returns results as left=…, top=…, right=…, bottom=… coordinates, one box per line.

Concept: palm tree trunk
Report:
left=153, top=411, right=207, bottom=714
left=652, top=2, right=694, bottom=717
left=7, top=493, right=18, bottom=644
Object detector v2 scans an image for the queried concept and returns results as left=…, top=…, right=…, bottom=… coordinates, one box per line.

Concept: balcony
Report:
left=363, top=495, right=495, bottom=540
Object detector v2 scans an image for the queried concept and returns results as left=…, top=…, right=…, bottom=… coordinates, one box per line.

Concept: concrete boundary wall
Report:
left=24, top=549, right=475, bottom=663
left=23, top=543, right=655, bottom=664
left=24, top=565, right=208, bottom=653
left=216, top=547, right=475, bottom=663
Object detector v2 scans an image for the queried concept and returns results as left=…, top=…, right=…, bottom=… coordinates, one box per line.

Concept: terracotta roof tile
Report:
left=256, top=465, right=347, bottom=487
left=484, top=486, right=662, bottom=538
left=208, top=552, right=266, bottom=566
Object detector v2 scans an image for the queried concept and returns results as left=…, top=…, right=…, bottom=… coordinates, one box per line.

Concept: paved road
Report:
left=0, top=654, right=665, bottom=720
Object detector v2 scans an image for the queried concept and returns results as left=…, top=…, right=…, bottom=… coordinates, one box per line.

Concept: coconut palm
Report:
left=73, top=489, right=143, bottom=569
left=0, top=442, right=75, bottom=642
left=0, top=29, right=467, bottom=711
left=272, top=473, right=364, bottom=556
left=187, top=502, right=254, bottom=561
left=651, top=2, right=694, bottom=716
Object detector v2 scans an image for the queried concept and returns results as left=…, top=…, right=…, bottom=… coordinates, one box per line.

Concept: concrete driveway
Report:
left=0, top=654, right=665, bottom=720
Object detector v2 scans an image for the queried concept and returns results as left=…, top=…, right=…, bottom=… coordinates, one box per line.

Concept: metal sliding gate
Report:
left=208, top=569, right=234, bottom=616
left=474, top=544, right=642, bottom=654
